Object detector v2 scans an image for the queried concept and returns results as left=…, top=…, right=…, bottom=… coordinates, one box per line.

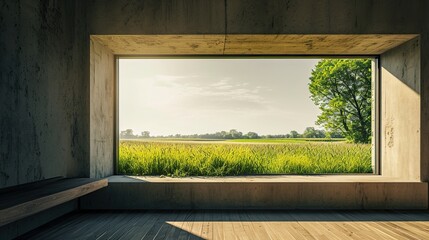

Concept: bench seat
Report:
left=0, top=178, right=107, bottom=227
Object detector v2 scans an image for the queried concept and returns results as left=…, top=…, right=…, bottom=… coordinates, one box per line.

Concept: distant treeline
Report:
left=120, top=128, right=344, bottom=140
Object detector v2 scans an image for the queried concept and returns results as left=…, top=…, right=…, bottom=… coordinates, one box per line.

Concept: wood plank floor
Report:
left=18, top=210, right=429, bottom=240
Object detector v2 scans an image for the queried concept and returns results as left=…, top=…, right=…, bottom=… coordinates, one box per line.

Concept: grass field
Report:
left=118, top=138, right=372, bottom=176
left=226, top=138, right=346, bottom=143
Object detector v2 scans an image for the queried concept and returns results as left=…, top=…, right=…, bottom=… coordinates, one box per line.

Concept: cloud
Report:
left=153, top=76, right=272, bottom=111
left=152, top=75, right=198, bottom=87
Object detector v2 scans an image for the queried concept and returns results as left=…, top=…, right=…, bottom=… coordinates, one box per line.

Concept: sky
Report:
left=119, top=58, right=321, bottom=136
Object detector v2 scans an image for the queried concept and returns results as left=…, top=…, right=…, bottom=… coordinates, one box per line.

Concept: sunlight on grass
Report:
left=118, top=140, right=372, bottom=176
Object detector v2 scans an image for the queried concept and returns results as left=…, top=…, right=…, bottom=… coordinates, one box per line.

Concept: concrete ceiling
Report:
left=91, top=34, right=418, bottom=55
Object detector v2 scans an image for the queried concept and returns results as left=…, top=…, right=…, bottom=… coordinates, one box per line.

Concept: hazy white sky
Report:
left=119, top=58, right=321, bottom=136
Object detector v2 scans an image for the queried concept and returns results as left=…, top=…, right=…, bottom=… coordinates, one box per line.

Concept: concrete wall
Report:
left=0, top=1, right=89, bottom=188
left=225, top=0, right=426, bottom=34
left=87, top=0, right=426, bottom=34
left=81, top=177, right=428, bottom=210
left=87, top=0, right=429, bottom=182
left=421, top=32, right=429, bottom=182
left=89, top=39, right=115, bottom=178
left=0, top=2, right=427, bottom=238
left=381, top=38, right=421, bottom=180
left=87, top=0, right=225, bottom=34
left=1, top=0, right=429, bottom=189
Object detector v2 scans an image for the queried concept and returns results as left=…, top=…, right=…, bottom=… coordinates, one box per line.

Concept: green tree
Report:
left=141, top=131, right=150, bottom=138
left=289, top=130, right=300, bottom=138
left=303, top=127, right=326, bottom=138
left=303, top=127, right=316, bottom=138
left=309, top=59, right=371, bottom=143
left=229, top=129, right=243, bottom=139
left=120, top=129, right=135, bottom=139
left=246, top=131, right=259, bottom=139
left=326, top=131, right=344, bottom=138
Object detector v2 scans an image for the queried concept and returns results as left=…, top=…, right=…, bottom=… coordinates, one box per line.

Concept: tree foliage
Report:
left=303, top=127, right=326, bottom=138
left=309, top=59, right=372, bottom=143
left=119, top=128, right=342, bottom=140
left=120, top=129, right=135, bottom=139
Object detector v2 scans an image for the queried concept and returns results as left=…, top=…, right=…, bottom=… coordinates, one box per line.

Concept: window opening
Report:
left=117, top=57, right=376, bottom=176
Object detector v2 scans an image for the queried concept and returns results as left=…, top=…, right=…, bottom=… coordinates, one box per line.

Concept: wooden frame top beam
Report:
left=91, top=34, right=418, bottom=55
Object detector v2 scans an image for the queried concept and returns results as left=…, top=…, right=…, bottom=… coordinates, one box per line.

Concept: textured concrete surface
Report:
left=89, top=39, right=115, bottom=178
left=85, top=0, right=429, bottom=182
left=106, top=175, right=423, bottom=183
left=80, top=176, right=428, bottom=210
left=225, top=0, right=426, bottom=34
left=1, top=0, right=427, bottom=237
left=1, top=0, right=429, bottom=188
left=87, top=0, right=225, bottom=34
left=86, top=0, right=427, bottom=35
left=0, top=1, right=89, bottom=188
left=421, top=32, right=429, bottom=182
left=381, top=38, right=421, bottom=180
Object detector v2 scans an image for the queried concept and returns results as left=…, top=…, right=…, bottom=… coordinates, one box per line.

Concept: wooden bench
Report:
left=0, top=177, right=108, bottom=227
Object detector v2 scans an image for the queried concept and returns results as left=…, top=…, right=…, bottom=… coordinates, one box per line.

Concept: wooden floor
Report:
left=19, top=210, right=429, bottom=240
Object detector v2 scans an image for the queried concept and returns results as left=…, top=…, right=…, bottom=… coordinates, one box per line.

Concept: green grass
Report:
left=227, top=138, right=346, bottom=143
left=131, top=138, right=225, bottom=142
left=118, top=139, right=372, bottom=176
